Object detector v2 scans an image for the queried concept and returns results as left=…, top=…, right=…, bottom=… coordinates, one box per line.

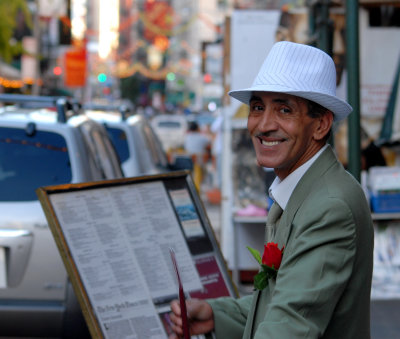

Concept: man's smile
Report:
left=261, top=139, right=281, bottom=146
left=256, top=134, right=287, bottom=147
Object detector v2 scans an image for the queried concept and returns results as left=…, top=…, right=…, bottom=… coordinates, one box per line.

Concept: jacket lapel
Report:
left=243, top=290, right=260, bottom=339
left=273, top=146, right=338, bottom=248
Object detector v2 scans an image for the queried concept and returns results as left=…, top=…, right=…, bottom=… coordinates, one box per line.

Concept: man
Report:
left=184, top=120, right=211, bottom=191
left=169, top=41, right=374, bottom=339
left=184, top=121, right=210, bottom=158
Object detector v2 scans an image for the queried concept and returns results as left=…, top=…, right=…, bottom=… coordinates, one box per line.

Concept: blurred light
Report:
left=97, top=73, right=107, bottom=82
left=53, top=66, right=62, bottom=76
left=203, top=73, right=212, bottom=83
left=166, top=72, right=176, bottom=81
left=208, top=101, right=217, bottom=112
left=154, top=36, right=169, bottom=52
left=99, top=0, right=119, bottom=59
left=71, top=0, right=87, bottom=41
left=147, top=45, right=162, bottom=70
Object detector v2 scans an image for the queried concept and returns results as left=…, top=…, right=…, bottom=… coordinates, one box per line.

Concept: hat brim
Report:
left=229, top=85, right=352, bottom=122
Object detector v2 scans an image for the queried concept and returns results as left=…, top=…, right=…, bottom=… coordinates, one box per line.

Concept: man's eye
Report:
left=251, top=104, right=264, bottom=111
left=280, top=107, right=291, bottom=114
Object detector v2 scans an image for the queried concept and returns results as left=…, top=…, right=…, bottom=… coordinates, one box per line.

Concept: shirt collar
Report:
left=269, top=144, right=328, bottom=210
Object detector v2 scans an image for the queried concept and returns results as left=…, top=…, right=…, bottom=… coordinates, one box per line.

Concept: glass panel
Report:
left=157, top=121, right=182, bottom=128
left=88, top=127, right=123, bottom=179
left=105, top=126, right=130, bottom=163
left=141, top=123, right=169, bottom=168
left=0, top=127, right=72, bottom=201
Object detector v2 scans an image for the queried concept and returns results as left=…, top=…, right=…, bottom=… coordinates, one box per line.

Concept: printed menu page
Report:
left=49, top=181, right=203, bottom=339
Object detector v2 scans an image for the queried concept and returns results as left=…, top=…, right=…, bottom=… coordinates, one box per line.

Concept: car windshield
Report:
left=157, top=121, right=182, bottom=128
left=105, top=126, right=130, bottom=163
left=0, top=127, right=72, bottom=201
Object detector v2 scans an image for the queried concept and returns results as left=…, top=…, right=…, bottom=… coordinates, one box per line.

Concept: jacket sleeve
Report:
left=255, top=197, right=357, bottom=338
left=207, top=294, right=253, bottom=339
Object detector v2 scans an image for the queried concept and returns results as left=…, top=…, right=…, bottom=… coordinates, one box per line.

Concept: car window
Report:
left=157, top=121, right=182, bottom=128
left=0, top=127, right=72, bottom=201
left=140, top=122, right=169, bottom=168
left=78, top=121, right=124, bottom=180
left=90, top=128, right=124, bottom=179
left=105, top=126, right=130, bottom=163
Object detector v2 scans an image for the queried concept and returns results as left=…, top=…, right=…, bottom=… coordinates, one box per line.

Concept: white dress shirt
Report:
left=269, top=144, right=329, bottom=210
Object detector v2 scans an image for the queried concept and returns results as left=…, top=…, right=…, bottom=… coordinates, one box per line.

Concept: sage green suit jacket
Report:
left=208, top=146, right=374, bottom=338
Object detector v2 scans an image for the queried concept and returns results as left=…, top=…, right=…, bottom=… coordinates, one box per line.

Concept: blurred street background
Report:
left=1, top=0, right=400, bottom=338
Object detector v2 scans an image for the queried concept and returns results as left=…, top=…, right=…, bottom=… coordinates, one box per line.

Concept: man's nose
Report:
left=258, top=109, right=278, bottom=131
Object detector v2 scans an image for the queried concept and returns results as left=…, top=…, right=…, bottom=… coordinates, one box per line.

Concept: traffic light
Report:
left=97, top=73, right=107, bottom=83
left=53, top=66, right=62, bottom=76
left=166, top=72, right=176, bottom=81
left=203, top=73, right=212, bottom=83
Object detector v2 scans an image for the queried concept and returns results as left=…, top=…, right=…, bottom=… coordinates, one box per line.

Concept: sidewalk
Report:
left=371, top=299, right=400, bottom=338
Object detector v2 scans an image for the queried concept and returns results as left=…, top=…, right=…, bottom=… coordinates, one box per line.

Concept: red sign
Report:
left=64, top=48, right=86, bottom=87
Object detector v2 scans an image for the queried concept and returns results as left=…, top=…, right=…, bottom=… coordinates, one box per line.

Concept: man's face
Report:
left=247, top=92, right=325, bottom=180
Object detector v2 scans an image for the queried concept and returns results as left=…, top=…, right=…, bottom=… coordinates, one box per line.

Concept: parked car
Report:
left=0, top=94, right=124, bottom=337
left=150, top=114, right=188, bottom=152
left=84, top=104, right=193, bottom=176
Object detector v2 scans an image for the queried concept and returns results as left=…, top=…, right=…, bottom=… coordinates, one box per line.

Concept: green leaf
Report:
left=254, top=271, right=269, bottom=290
left=261, top=264, right=277, bottom=279
left=246, top=246, right=262, bottom=265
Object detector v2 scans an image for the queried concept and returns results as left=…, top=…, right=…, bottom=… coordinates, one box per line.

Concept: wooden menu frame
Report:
left=36, top=170, right=237, bottom=339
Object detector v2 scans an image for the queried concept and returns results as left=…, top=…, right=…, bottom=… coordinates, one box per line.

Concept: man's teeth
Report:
left=262, top=140, right=280, bottom=146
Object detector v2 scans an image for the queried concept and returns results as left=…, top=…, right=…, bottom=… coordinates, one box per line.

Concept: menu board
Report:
left=36, top=171, right=236, bottom=339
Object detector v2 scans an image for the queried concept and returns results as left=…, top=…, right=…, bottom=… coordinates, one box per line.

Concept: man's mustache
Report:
left=253, top=132, right=286, bottom=139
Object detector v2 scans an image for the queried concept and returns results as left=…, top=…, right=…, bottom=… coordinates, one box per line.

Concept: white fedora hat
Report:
left=229, top=41, right=352, bottom=122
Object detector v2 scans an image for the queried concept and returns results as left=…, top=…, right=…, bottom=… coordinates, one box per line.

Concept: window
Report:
left=368, top=6, right=400, bottom=27
left=0, top=127, right=72, bottom=201
left=105, top=126, right=130, bottom=163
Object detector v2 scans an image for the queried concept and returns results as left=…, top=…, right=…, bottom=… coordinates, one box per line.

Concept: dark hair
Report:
left=188, top=121, right=199, bottom=131
left=307, top=100, right=330, bottom=119
left=362, top=141, right=386, bottom=170
left=307, top=100, right=332, bottom=141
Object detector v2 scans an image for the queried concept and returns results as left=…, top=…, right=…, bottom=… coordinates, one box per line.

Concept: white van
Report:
left=0, top=95, right=123, bottom=337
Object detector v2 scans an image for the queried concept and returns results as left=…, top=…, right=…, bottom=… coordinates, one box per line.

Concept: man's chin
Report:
left=256, top=158, right=277, bottom=169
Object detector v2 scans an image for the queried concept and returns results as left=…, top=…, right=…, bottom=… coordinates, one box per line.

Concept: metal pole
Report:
left=346, top=0, right=361, bottom=182
left=32, top=0, right=41, bottom=95
left=318, top=0, right=331, bottom=54
left=308, top=0, right=334, bottom=146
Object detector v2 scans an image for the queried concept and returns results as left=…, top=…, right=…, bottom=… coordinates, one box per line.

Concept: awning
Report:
left=0, top=61, right=22, bottom=80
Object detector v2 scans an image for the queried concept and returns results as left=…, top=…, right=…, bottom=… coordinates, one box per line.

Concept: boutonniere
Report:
left=247, top=242, right=284, bottom=290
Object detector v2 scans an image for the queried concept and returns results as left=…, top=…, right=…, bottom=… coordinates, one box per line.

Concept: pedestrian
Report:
left=184, top=120, right=211, bottom=191
left=210, top=112, right=223, bottom=189
left=169, top=41, right=374, bottom=338
left=184, top=121, right=210, bottom=157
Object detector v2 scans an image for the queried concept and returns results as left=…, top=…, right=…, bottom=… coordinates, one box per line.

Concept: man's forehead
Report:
left=249, top=92, right=307, bottom=104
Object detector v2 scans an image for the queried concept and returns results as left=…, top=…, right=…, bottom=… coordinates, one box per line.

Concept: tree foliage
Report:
left=0, top=0, right=33, bottom=63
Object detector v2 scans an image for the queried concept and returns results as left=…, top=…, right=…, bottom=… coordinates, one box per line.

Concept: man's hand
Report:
left=169, top=298, right=214, bottom=338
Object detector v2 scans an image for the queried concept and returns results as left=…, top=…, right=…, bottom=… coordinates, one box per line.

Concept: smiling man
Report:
left=169, top=41, right=374, bottom=339
left=247, top=92, right=332, bottom=179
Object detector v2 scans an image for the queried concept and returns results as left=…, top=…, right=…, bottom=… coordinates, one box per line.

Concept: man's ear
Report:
left=313, top=111, right=333, bottom=140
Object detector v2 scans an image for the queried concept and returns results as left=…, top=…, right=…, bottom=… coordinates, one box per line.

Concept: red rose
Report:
left=262, top=242, right=284, bottom=270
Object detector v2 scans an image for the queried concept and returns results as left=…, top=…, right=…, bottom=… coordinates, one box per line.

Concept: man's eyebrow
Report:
left=249, top=95, right=262, bottom=103
left=249, top=95, right=291, bottom=105
left=273, top=98, right=290, bottom=104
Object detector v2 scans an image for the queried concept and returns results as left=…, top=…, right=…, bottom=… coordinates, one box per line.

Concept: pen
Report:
left=169, top=248, right=190, bottom=339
